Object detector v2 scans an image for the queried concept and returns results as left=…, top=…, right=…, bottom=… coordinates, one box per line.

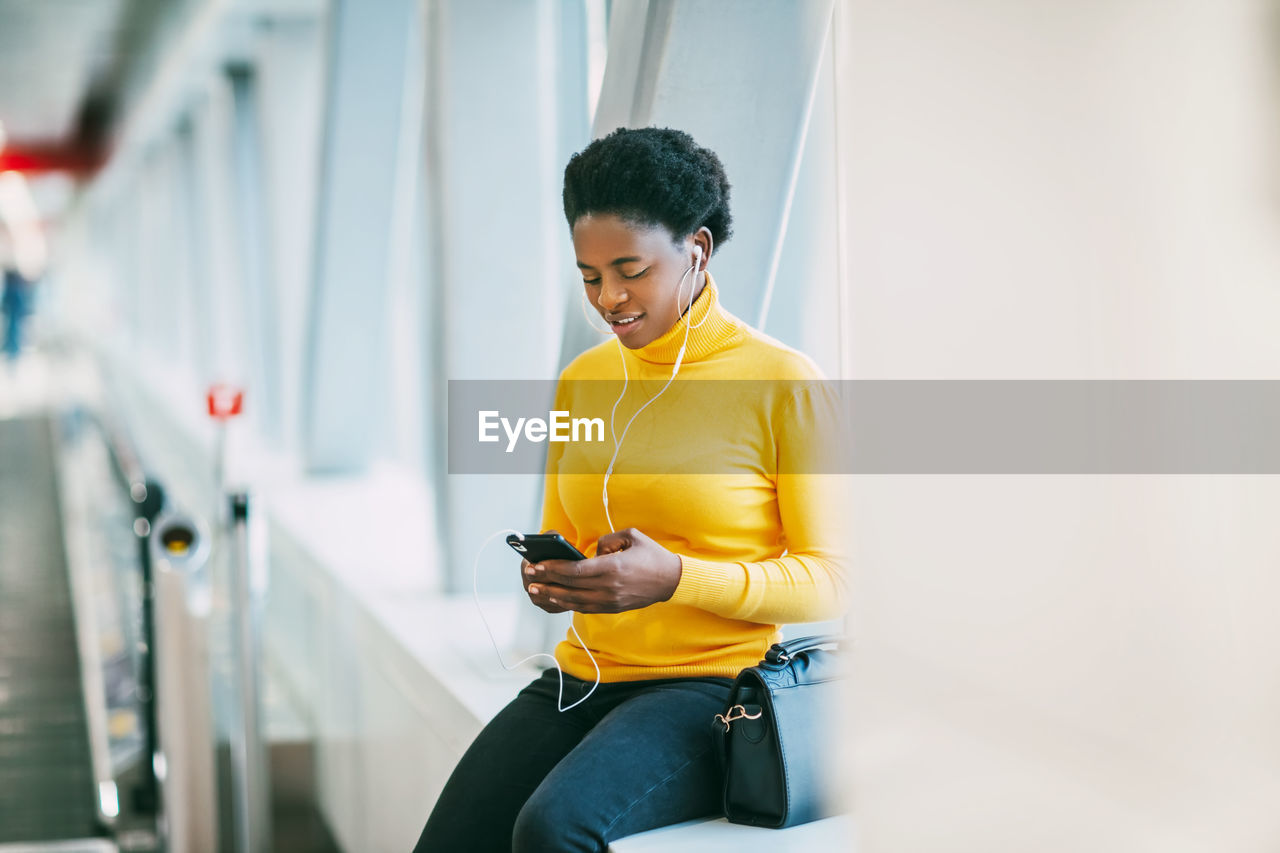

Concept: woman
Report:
left=2, top=262, right=32, bottom=362
left=413, top=127, right=847, bottom=852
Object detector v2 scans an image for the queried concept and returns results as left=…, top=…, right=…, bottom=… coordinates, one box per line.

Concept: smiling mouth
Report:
left=607, top=313, right=645, bottom=338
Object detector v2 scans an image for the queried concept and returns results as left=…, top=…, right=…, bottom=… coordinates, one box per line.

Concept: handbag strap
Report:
left=764, top=634, right=843, bottom=664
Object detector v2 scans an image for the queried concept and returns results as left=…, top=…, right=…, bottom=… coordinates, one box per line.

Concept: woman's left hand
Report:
left=523, top=528, right=683, bottom=614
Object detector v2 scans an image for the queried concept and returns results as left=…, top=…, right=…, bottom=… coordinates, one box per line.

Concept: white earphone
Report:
left=471, top=529, right=601, bottom=712
left=474, top=241, right=710, bottom=714
left=601, top=243, right=707, bottom=531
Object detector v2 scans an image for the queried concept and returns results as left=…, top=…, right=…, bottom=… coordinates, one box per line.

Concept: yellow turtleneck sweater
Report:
left=542, top=272, right=850, bottom=681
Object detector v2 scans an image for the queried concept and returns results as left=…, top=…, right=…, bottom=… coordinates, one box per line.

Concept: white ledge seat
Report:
left=609, top=814, right=854, bottom=852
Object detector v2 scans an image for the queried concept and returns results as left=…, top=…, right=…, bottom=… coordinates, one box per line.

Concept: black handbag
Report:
left=712, top=634, right=846, bottom=828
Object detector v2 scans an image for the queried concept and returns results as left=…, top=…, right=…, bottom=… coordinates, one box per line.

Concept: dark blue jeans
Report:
left=412, top=668, right=734, bottom=852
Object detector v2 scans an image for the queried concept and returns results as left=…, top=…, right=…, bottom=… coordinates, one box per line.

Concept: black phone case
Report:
left=506, top=533, right=587, bottom=562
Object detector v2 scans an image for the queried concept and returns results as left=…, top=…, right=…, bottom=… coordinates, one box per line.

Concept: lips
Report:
left=608, top=313, right=645, bottom=338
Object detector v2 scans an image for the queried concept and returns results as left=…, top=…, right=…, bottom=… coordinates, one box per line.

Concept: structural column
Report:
left=302, top=0, right=420, bottom=472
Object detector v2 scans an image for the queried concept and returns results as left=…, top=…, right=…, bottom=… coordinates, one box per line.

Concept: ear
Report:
left=691, top=227, right=714, bottom=272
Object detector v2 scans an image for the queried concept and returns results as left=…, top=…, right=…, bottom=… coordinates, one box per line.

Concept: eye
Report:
left=582, top=277, right=601, bottom=286
left=621, top=268, right=649, bottom=280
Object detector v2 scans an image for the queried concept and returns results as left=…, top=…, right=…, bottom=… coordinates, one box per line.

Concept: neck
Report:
left=628, top=271, right=745, bottom=365
left=678, top=275, right=707, bottom=320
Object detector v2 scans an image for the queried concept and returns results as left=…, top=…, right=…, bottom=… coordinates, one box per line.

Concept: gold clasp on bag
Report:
left=714, top=704, right=763, bottom=733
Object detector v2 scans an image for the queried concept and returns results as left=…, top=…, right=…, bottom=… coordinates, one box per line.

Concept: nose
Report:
left=597, top=276, right=630, bottom=312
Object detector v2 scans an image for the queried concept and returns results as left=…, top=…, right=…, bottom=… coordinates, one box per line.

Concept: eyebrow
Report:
left=576, top=256, right=643, bottom=270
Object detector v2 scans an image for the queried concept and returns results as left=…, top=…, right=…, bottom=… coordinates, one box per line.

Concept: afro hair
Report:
left=562, top=127, right=733, bottom=254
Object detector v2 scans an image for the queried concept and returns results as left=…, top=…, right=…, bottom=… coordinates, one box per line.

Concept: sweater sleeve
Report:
left=667, top=382, right=851, bottom=623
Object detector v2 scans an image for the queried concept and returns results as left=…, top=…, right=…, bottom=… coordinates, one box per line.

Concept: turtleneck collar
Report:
left=627, top=271, right=745, bottom=365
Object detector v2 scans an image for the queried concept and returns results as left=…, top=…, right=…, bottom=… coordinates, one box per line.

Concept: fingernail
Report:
left=528, top=584, right=540, bottom=595
left=524, top=565, right=535, bottom=577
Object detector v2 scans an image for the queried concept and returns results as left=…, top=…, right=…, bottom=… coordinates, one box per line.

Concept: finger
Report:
left=533, top=599, right=568, bottom=614
left=524, top=583, right=568, bottom=613
left=520, top=560, right=539, bottom=593
left=534, top=562, right=613, bottom=590
left=529, top=582, right=610, bottom=612
left=594, top=529, right=634, bottom=555
left=534, top=556, right=611, bottom=586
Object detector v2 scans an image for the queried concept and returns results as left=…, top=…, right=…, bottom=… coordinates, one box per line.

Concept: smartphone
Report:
left=507, top=532, right=587, bottom=563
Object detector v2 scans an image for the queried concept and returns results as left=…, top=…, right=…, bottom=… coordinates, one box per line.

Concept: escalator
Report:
left=2, top=358, right=337, bottom=853
left=0, top=416, right=101, bottom=845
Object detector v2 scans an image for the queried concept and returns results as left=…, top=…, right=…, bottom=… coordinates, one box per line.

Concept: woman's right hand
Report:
left=520, top=530, right=569, bottom=614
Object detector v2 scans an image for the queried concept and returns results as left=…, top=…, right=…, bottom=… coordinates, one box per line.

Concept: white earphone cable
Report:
left=601, top=259, right=703, bottom=531
left=472, top=528, right=601, bottom=712
left=580, top=289, right=613, bottom=335
left=474, top=253, right=704, bottom=712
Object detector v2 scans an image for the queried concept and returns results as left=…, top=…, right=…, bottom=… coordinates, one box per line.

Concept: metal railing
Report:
left=60, top=389, right=273, bottom=853
left=89, top=406, right=168, bottom=828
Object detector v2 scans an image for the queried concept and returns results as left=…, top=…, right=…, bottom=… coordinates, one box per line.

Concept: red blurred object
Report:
left=206, top=385, right=245, bottom=419
left=0, top=143, right=106, bottom=176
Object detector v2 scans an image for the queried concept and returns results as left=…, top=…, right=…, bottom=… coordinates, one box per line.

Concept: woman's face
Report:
left=572, top=213, right=708, bottom=349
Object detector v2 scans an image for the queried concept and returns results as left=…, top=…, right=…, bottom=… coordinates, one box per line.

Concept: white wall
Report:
left=839, top=1, right=1280, bottom=850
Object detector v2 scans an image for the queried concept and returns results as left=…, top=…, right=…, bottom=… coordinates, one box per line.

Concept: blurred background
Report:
left=0, top=0, right=1277, bottom=851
